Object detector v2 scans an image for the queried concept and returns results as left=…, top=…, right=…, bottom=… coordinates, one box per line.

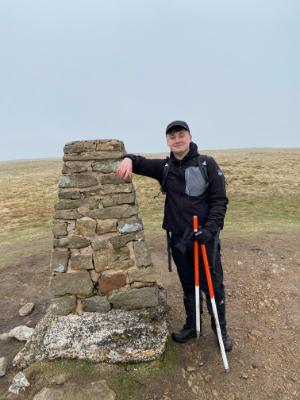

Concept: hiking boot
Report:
left=211, top=320, right=233, bottom=352
left=172, top=325, right=197, bottom=343
left=206, top=295, right=233, bottom=352
left=172, top=294, right=201, bottom=343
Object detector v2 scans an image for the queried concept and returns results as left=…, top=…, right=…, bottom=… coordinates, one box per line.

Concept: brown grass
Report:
left=0, top=149, right=299, bottom=267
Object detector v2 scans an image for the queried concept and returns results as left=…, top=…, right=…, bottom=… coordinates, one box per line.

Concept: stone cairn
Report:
left=13, top=140, right=168, bottom=368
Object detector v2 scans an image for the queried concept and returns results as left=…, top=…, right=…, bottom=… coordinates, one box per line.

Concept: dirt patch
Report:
left=0, top=232, right=299, bottom=400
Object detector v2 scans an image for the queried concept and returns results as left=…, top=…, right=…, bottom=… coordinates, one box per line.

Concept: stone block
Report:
left=92, top=160, right=118, bottom=173
left=62, top=161, right=91, bottom=174
left=101, top=174, right=129, bottom=185
left=103, top=183, right=133, bottom=195
left=55, top=199, right=81, bottom=210
left=110, top=231, right=144, bottom=249
left=89, top=270, right=100, bottom=283
left=76, top=217, right=96, bottom=237
left=63, top=152, right=123, bottom=161
left=96, top=140, right=124, bottom=152
left=58, top=190, right=81, bottom=199
left=128, top=267, right=158, bottom=284
left=88, top=205, right=138, bottom=220
left=118, top=219, right=143, bottom=234
left=102, top=193, right=135, bottom=207
left=59, top=175, right=98, bottom=189
left=98, top=270, right=127, bottom=295
left=70, top=254, right=93, bottom=270
left=49, top=295, right=77, bottom=315
left=53, top=222, right=68, bottom=238
left=54, top=210, right=83, bottom=220
left=53, top=236, right=90, bottom=249
left=50, top=249, right=70, bottom=273
left=133, top=241, right=152, bottom=267
left=93, top=247, right=130, bottom=272
left=108, top=287, right=159, bottom=310
left=96, top=219, right=118, bottom=235
left=50, top=271, right=94, bottom=297
left=64, top=141, right=96, bottom=154
left=81, top=296, right=111, bottom=313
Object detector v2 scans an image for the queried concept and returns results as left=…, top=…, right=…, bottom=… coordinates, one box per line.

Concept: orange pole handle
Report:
left=193, top=216, right=200, bottom=287
left=201, top=244, right=215, bottom=299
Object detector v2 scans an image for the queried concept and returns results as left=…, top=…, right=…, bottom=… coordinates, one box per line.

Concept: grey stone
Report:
left=96, top=219, right=117, bottom=235
left=0, top=326, right=34, bottom=341
left=96, top=140, right=124, bottom=152
left=63, top=152, right=123, bottom=161
left=8, top=372, right=30, bottom=395
left=118, top=220, right=143, bottom=234
left=70, top=254, right=93, bottom=270
left=59, top=175, right=98, bottom=189
left=101, top=174, right=129, bottom=185
left=110, top=231, right=144, bottom=249
left=19, top=303, right=35, bottom=317
left=49, top=296, right=76, bottom=315
left=0, top=357, right=8, bottom=377
left=33, top=381, right=116, bottom=400
left=128, top=267, right=158, bottom=284
left=93, top=247, right=131, bottom=272
left=13, top=311, right=168, bottom=368
left=62, top=161, right=91, bottom=174
left=92, top=160, right=118, bottom=173
left=50, top=271, right=94, bottom=297
left=53, top=222, right=68, bottom=238
left=91, top=238, right=112, bottom=251
left=103, top=183, right=133, bottom=194
left=88, top=205, right=138, bottom=220
left=58, top=191, right=81, bottom=199
left=53, top=236, right=90, bottom=249
left=54, top=210, right=83, bottom=220
left=134, top=240, right=152, bottom=267
left=55, top=199, right=81, bottom=210
left=108, top=287, right=159, bottom=310
left=50, top=249, right=69, bottom=273
left=102, top=193, right=135, bottom=207
left=75, top=217, right=96, bottom=237
left=64, top=141, right=96, bottom=154
left=81, top=296, right=111, bottom=313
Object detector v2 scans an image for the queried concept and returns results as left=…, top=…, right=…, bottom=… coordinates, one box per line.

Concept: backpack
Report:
left=160, top=154, right=209, bottom=194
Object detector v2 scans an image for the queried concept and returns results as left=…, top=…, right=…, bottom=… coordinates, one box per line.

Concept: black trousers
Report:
left=171, top=233, right=225, bottom=304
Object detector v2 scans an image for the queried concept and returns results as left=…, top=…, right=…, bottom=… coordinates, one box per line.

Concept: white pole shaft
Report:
left=211, top=298, right=230, bottom=372
left=195, top=286, right=201, bottom=338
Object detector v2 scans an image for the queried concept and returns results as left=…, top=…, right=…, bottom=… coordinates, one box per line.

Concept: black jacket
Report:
left=126, top=142, right=228, bottom=235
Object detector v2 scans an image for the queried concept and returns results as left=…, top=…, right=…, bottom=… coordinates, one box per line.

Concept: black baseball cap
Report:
left=166, top=120, right=190, bottom=134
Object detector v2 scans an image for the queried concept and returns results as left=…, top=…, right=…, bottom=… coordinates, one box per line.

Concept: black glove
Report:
left=193, top=228, right=213, bottom=244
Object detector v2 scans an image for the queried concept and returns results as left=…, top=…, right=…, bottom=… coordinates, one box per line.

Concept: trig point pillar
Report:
left=14, top=140, right=168, bottom=368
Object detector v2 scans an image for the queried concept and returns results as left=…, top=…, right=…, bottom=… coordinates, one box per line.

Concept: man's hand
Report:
left=116, top=157, right=133, bottom=180
left=193, top=228, right=213, bottom=244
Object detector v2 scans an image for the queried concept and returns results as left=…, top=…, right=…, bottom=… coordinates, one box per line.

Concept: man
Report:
left=117, top=120, right=232, bottom=352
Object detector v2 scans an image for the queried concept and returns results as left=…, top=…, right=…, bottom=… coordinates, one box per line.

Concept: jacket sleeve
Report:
left=205, top=156, right=228, bottom=234
left=124, top=154, right=166, bottom=183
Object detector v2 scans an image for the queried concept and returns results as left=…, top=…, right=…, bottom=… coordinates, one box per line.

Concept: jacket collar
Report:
left=170, top=142, right=199, bottom=164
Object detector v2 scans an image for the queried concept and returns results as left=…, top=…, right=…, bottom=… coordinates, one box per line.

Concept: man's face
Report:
left=166, top=129, right=192, bottom=158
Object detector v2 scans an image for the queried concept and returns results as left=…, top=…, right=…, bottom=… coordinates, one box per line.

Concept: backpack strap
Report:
left=160, top=157, right=172, bottom=194
left=196, top=155, right=209, bottom=183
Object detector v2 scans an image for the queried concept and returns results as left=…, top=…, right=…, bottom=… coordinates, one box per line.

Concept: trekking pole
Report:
left=193, top=216, right=201, bottom=338
left=199, top=229, right=230, bottom=373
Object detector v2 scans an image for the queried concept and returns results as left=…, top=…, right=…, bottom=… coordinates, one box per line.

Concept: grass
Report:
left=109, top=339, right=178, bottom=400
left=0, top=149, right=299, bottom=268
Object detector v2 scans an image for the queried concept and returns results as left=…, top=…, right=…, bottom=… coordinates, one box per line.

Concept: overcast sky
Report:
left=0, top=0, right=299, bottom=161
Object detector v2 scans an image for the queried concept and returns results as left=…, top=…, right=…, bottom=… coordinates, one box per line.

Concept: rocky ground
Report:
left=0, top=230, right=299, bottom=400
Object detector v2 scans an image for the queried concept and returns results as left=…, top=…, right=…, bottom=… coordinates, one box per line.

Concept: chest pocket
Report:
left=185, top=166, right=208, bottom=197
